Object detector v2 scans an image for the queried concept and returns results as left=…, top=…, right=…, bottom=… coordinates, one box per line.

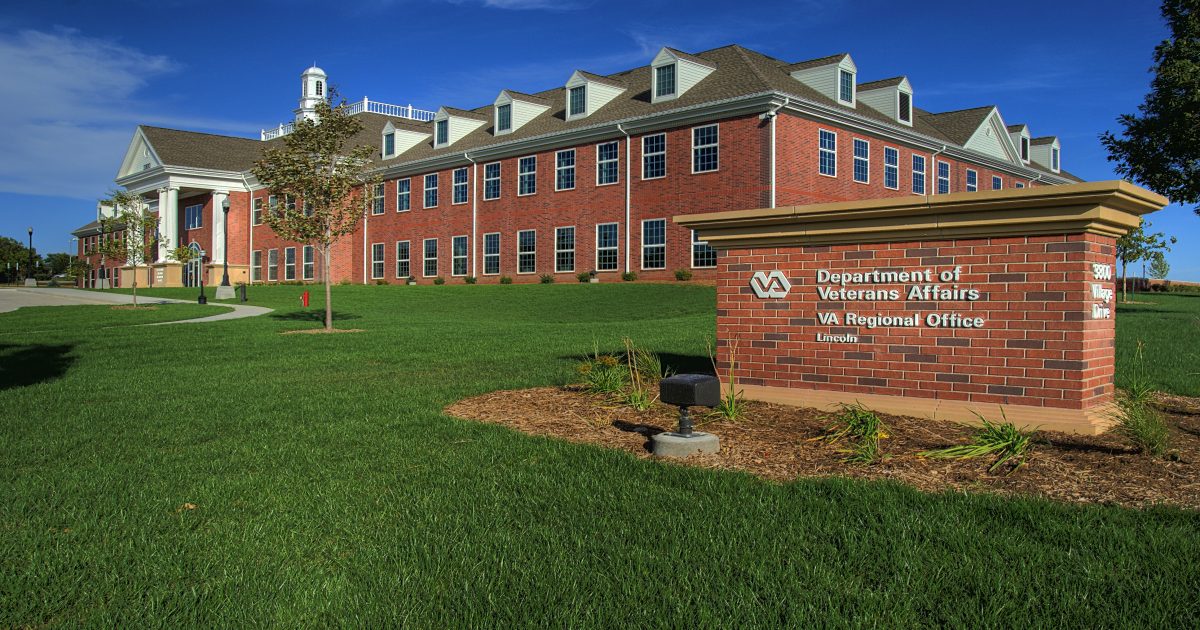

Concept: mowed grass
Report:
left=1, top=284, right=1197, bottom=627
left=1116, top=292, right=1200, bottom=396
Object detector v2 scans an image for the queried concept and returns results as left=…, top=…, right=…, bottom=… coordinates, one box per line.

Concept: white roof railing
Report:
left=261, top=97, right=436, bottom=140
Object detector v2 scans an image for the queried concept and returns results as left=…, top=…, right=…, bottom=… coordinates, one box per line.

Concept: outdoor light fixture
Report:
left=653, top=374, right=721, bottom=457
left=197, top=250, right=208, bottom=305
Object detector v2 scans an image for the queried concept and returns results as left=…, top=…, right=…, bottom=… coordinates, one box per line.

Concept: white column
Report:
left=156, top=187, right=170, bottom=262
left=211, top=190, right=228, bottom=264
left=165, top=187, right=180, bottom=254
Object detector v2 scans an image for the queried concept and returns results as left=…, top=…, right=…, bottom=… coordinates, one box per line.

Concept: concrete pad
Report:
left=650, top=431, right=720, bottom=457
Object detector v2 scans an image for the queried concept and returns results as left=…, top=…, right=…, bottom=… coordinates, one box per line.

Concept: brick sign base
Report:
left=679, top=182, right=1166, bottom=434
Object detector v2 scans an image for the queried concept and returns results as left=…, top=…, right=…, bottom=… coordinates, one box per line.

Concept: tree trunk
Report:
left=323, top=245, right=333, bottom=331
left=1120, top=258, right=1128, bottom=303
left=132, top=265, right=138, bottom=307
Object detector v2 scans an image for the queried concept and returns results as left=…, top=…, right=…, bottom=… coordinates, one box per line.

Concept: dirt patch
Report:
left=110, top=305, right=158, bottom=310
left=281, top=328, right=365, bottom=335
left=447, top=387, right=1200, bottom=510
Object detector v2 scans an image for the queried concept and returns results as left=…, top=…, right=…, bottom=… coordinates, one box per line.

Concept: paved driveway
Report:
left=0, top=288, right=272, bottom=323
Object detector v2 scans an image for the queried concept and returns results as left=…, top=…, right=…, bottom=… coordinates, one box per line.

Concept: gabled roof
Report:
left=1031, top=136, right=1058, bottom=146
left=857, top=76, right=907, bottom=91
left=787, top=53, right=850, bottom=72
left=573, top=70, right=626, bottom=88
left=1006, top=123, right=1028, bottom=133
left=439, top=106, right=489, bottom=121
left=662, top=47, right=716, bottom=68
left=139, top=126, right=265, bottom=172
left=71, top=219, right=105, bottom=236
left=921, top=106, right=995, bottom=146
left=499, top=90, right=551, bottom=105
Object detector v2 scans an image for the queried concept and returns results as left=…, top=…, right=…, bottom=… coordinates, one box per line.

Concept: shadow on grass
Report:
left=0, top=343, right=75, bottom=390
left=269, top=309, right=362, bottom=322
left=658, top=353, right=716, bottom=376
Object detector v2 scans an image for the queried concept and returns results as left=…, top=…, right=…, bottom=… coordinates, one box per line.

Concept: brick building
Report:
left=73, top=45, right=1078, bottom=287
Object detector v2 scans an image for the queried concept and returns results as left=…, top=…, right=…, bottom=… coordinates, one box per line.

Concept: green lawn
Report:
left=1116, top=292, right=1200, bottom=396
left=1, top=285, right=1197, bottom=626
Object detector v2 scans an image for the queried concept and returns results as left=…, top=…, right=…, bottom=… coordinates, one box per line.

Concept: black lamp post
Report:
left=220, top=197, right=231, bottom=287
left=26, top=226, right=33, bottom=281
left=197, top=250, right=208, bottom=304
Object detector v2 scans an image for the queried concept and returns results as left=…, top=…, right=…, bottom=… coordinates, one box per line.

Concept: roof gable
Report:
left=116, top=128, right=163, bottom=180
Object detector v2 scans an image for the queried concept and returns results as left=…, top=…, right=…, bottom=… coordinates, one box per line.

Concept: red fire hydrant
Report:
left=301, top=290, right=310, bottom=308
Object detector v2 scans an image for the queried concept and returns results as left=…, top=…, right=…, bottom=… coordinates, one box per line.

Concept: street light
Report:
left=220, top=197, right=231, bottom=287
left=27, top=226, right=33, bottom=281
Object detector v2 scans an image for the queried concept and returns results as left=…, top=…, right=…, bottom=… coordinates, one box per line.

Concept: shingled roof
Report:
left=920, top=106, right=995, bottom=146
left=140, top=126, right=266, bottom=171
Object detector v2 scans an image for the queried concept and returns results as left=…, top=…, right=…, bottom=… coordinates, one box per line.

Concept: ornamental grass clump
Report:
left=707, top=337, right=745, bottom=422
left=1112, top=341, right=1170, bottom=456
left=621, top=338, right=659, bottom=411
left=921, top=412, right=1036, bottom=474
left=576, top=351, right=626, bottom=396
left=822, top=403, right=888, bottom=464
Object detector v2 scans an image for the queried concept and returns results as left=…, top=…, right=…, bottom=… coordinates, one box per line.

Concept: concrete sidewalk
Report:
left=0, top=288, right=273, bottom=323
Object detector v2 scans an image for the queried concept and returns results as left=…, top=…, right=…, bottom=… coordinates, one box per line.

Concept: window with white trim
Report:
left=1020, top=137, right=1030, bottom=162
left=284, top=247, right=296, bottom=281
left=597, top=142, right=619, bottom=185
left=372, top=183, right=385, bottom=214
left=966, top=169, right=978, bottom=192
left=303, top=245, right=315, bottom=280
left=992, top=175, right=1003, bottom=190
left=568, top=86, right=586, bottom=117
left=642, top=133, right=666, bottom=179
left=555, top=149, right=575, bottom=191
left=692, top=230, right=716, bottom=268
left=1051, top=147, right=1060, bottom=171
left=397, top=178, right=410, bottom=212
left=692, top=124, right=719, bottom=173
left=898, top=91, right=912, bottom=123
left=285, top=195, right=297, bottom=212
left=452, top=168, right=468, bottom=205
left=1015, top=182, right=1025, bottom=189
left=884, top=147, right=899, bottom=190
left=396, top=241, right=410, bottom=278
left=838, top=69, right=855, bottom=104
left=251, top=250, right=262, bottom=282
left=818, top=130, right=837, bottom=177
left=912, top=154, right=926, bottom=195
left=496, top=104, right=512, bottom=133
left=184, top=204, right=203, bottom=229
left=424, top=173, right=438, bottom=208
left=423, top=238, right=438, bottom=277
left=555, top=227, right=575, bottom=273
left=268, top=249, right=278, bottom=281
left=936, top=161, right=950, bottom=195
left=596, top=223, right=618, bottom=271
left=853, top=138, right=869, bottom=183
left=435, top=119, right=448, bottom=146
left=655, top=64, right=676, bottom=98
left=452, top=235, right=468, bottom=276
left=518, top=156, right=537, bottom=196
left=252, top=198, right=263, bottom=225
left=268, top=194, right=279, bottom=216
left=303, top=201, right=314, bottom=217
left=370, top=243, right=384, bottom=279
left=641, top=219, right=666, bottom=269
left=483, top=162, right=501, bottom=200
left=483, top=233, right=500, bottom=275
left=518, top=230, right=536, bottom=274
left=384, top=132, right=395, bottom=156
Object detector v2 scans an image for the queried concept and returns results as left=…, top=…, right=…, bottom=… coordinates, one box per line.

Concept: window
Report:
left=852, top=139, right=869, bottom=184
left=1052, top=147, right=1060, bottom=171
left=838, top=69, right=855, bottom=104
left=251, top=250, right=262, bottom=282
left=483, top=162, right=501, bottom=200
left=453, top=168, right=468, bottom=205
left=596, top=223, right=618, bottom=271
left=372, top=183, right=385, bottom=215
left=597, top=142, right=619, bottom=185
left=992, top=175, right=1003, bottom=190
left=642, top=133, right=666, bottom=179
left=1015, top=182, right=1026, bottom=189
left=655, top=64, right=676, bottom=98
left=268, top=194, right=279, bottom=216
left=568, top=86, right=586, bottom=117
left=436, top=119, right=449, bottom=146
left=367, top=243, right=381, bottom=277
left=818, top=130, right=837, bottom=177
left=555, top=227, right=575, bottom=273
left=966, top=169, right=978, bottom=192
left=884, top=147, right=899, bottom=190
left=936, top=161, right=950, bottom=195
left=253, top=198, right=263, bottom=225
left=397, top=178, right=411, bottom=212
left=384, top=132, right=395, bottom=156
left=316, top=81, right=323, bottom=96
left=452, top=235, right=468, bottom=276
left=1020, top=136, right=1030, bottom=162
left=284, top=247, right=296, bottom=281
left=285, top=195, right=297, bottom=212
left=396, top=241, right=410, bottom=278
left=518, top=230, right=536, bottom=274
left=303, top=201, right=314, bottom=217
left=912, top=154, right=926, bottom=195
left=423, top=238, right=438, bottom=277
left=555, top=150, right=575, bottom=191
left=424, top=173, right=438, bottom=208
left=184, top=204, right=203, bottom=229
left=642, top=219, right=666, bottom=269
left=497, top=104, right=512, bottom=133
left=518, top=156, right=537, bottom=196
left=303, top=246, right=315, bottom=280
left=692, top=124, right=718, bottom=173
left=692, top=230, right=716, bottom=268
left=898, top=92, right=912, bottom=123
left=483, top=233, right=500, bottom=275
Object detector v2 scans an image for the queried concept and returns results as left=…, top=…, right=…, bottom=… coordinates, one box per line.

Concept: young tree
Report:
left=1149, top=253, right=1170, bottom=282
left=251, top=92, right=380, bottom=331
left=97, top=191, right=161, bottom=307
left=44, top=253, right=72, bottom=276
left=1116, top=219, right=1176, bottom=302
left=1100, top=0, right=1200, bottom=214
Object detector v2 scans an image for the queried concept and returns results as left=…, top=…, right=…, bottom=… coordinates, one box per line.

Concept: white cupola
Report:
left=296, top=65, right=328, bottom=122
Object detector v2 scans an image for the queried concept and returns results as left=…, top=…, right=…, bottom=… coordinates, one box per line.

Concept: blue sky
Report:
left=1, top=0, right=1193, bottom=279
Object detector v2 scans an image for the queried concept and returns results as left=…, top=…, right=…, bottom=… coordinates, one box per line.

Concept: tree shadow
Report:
left=658, top=353, right=716, bottom=376
left=269, top=310, right=362, bottom=322
left=0, top=343, right=76, bottom=391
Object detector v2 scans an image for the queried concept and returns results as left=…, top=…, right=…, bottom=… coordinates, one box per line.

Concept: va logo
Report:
left=750, top=270, right=791, bottom=299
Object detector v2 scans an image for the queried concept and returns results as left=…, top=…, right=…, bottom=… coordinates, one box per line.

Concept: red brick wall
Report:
left=716, top=232, right=1116, bottom=410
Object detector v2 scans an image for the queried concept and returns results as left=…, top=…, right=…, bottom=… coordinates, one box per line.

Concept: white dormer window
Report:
left=898, top=91, right=912, bottom=124
left=1020, top=136, right=1030, bottom=162
left=383, top=132, right=395, bottom=157
left=1052, top=147, right=1060, bottom=171
left=497, top=104, right=512, bottom=133
left=435, top=119, right=449, bottom=147
left=492, top=90, right=550, bottom=136
left=838, top=69, right=855, bottom=105
left=655, top=64, right=677, bottom=99
left=569, top=86, right=586, bottom=117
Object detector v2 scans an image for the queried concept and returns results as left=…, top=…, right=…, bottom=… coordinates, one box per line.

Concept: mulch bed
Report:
left=446, top=387, right=1200, bottom=510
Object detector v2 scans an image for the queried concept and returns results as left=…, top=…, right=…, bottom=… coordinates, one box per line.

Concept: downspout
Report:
left=760, top=97, right=789, bottom=208
left=465, top=152, right=477, bottom=278
left=362, top=205, right=368, bottom=285
left=927, top=144, right=946, bottom=204
left=617, top=124, right=631, bottom=273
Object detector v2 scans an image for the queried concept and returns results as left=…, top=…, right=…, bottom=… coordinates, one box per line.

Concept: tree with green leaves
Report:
left=44, top=253, right=72, bottom=276
left=251, top=92, right=380, bottom=331
left=97, top=190, right=161, bottom=307
left=0, top=236, right=39, bottom=283
left=1116, top=219, right=1176, bottom=302
left=1100, top=0, right=1200, bottom=214
left=1149, top=253, right=1170, bottom=282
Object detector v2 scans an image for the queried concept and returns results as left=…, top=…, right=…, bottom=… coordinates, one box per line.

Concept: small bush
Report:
left=921, top=412, right=1036, bottom=474
left=539, top=274, right=555, bottom=284
left=674, top=269, right=693, bottom=281
left=577, top=272, right=591, bottom=283
left=499, top=276, right=513, bottom=285
left=1113, top=398, right=1170, bottom=457
left=823, top=403, right=888, bottom=464
left=577, top=352, right=626, bottom=396
left=433, top=277, right=446, bottom=285
left=375, top=279, right=389, bottom=285
left=465, top=276, right=477, bottom=285
left=622, top=272, right=637, bottom=282
left=338, top=279, right=353, bottom=286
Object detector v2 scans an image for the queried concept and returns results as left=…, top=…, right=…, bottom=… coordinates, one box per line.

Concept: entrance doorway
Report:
left=182, top=243, right=202, bottom=287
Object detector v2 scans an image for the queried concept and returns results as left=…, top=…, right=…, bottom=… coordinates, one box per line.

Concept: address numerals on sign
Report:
left=1090, top=263, right=1113, bottom=320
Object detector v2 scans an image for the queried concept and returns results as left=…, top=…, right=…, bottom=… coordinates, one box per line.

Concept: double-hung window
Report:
left=597, top=142, right=619, bottom=185
left=267, top=249, right=278, bottom=282
left=555, top=150, right=575, bottom=191
left=184, top=204, right=203, bottom=229
left=452, top=168, right=468, bottom=205
left=396, top=241, right=410, bottom=278
left=692, top=124, right=718, bottom=173
left=912, top=155, right=926, bottom=195
left=496, top=104, right=512, bottom=133
left=483, top=233, right=500, bottom=275
left=641, top=219, right=666, bottom=270
left=884, top=147, right=899, bottom=190
left=268, top=194, right=279, bottom=216
left=517, top=230, right=536, bottom=274
left=853, top=138, right=869, bottom=183
left=384, top=132, right=395, bottom=156
left=966, top=169, right=978, bottom=192
left=370, top=243, right=385, bottom=279
left=397, top=178, right=410, bottom=212
left=424, top=173, right=438, bottom=208
left=568, top=86, right=586, bottom=117
left=252, top=198, right=263, bottom=225
left=1051, top=147, right=1060, bottom=171
left=284, top=247, right=296, bottom=281
left=839, top=69, right=855, bottom=104
left=436, top=119, right=448, bottom=146
left=655, top=64, right=676, bottom=98
left=692, top=230, right=716, bottom=268
left=898, top=92, right=912, bottom=123
left=251, top=250, right=262, bottom=282
left=518, top=156, right=537, bottom=196
left=423, top=238, right=438, bottom=277
left=992, top=175, right=1003, bottom=190
left=452, top=235, right=468, bottom=276
left=302, top=246, right=314, bottom=280
left=596, top=223, right=618, bottom=271
left=818, top=130, right=837, bottom=177
left=483, top=163, right=501, bottom=200
left=936, top=161, right=951, bottom=195
left=555, top=227, right=575, bottom=273
left=642, top=134, right=666, bottom=179
left=372, top=183, right=385, bottom=214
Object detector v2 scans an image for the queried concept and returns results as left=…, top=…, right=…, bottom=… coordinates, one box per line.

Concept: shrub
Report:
left=375, top=279, right=389, bottom=285
left=465, top=276, right=477, bottom=285
left=499, top=276, right=513, bottom=285
left=674, top=269, right=693, bottom=281
left=539, top=274, right=555, bottom=284
left=921, top=412, right=1036, bottom=474
left=1113, top=398, right=1170, bottom=457
left=577, top=352, right=626, bottom=396
left=577, top=272, right=592, bottom=283
left=622, top=272, right=637, bottom=282
left=433, top=277, right=446, bottom=285
left=823, top=403, right=888, bottom=464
